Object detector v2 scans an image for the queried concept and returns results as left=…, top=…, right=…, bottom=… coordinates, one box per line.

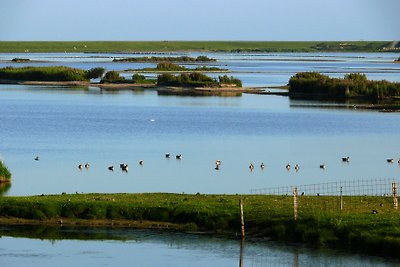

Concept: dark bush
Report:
left=86, top=67, right=105, bottom=79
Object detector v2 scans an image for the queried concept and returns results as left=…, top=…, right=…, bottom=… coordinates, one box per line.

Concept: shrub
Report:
left=86, top=67, right=105, bottom=79
left=102, top=71, right=123, bottom=82
left=218, top=75, right=242, bottom=87
left=132, top=73, right=146, bottom=83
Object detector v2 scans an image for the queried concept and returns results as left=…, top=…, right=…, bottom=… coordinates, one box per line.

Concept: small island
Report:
left=113, top=55, right=216, bottom=63
left=11, top=58, right=30, bottom=62
left=128, top=62, right=228, bottom=73
left=0, top=161, right=11, bottom=184
left=288, top=72, right=400, bottom=101
left=0, top=66, right=105, bottom=82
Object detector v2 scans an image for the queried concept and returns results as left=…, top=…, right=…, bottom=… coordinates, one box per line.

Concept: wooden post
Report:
left=239, top=199, right=245, bottom=239
left=340, top=186, right=343, bottom=211
left=392, top=182, right=398, bottom=209
left=293, top=187, right=298, bottom=221
left=239, top=238, right=244, bottom=267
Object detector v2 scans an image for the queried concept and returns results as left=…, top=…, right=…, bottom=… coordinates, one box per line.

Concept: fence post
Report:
left=239, top=199, right=245, bottom=239
left=340, top=186, right=343, bottom=211
left=293, top=187, right=298, bottom=221
left=392, top=182, right=398, bottom=209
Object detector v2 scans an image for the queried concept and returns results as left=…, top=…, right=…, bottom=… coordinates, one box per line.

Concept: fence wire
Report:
left=250, top=178, right=397, bottom=197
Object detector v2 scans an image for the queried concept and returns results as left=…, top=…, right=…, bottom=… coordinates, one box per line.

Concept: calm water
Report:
left=0, top=52, right=400, bottom=196
left=1, top=52, right=400, bottom=265
left=0, top=227, right=398, bottom=267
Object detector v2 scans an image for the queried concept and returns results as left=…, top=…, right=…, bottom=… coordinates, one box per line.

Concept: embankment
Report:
left=1, top=193, right=400, bottom=258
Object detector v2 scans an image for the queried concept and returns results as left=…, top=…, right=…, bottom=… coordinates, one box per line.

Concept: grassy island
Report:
left=0, top=161, right=11, bottom=183
left=288, top=72, right=400, bottom=101
left=0, top=66, right=105, bottom=82
left=1, top=193, right=400, bottom=258
left=113, top=55, right=216, bottom=63
left=130, top=62, right=228, bottom=73
left=157, top=72, right=242, bottom=88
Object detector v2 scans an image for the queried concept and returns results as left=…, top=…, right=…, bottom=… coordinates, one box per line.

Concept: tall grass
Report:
left=0, top=66, right=89, bottom=81
left=289, top=72, right=400, bottom=100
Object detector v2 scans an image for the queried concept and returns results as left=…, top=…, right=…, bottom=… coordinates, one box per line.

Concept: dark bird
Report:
left=249, top=163, right=254, bottom=171
left=320, top=164, right=325, bottom=169
left=260, top=162, right=265, bottom=169
left=139, top=160, right=144, bottom=165
left=387, top=158, right=394, bottom=163
left=122, top=165, right=128, bottom=172
left=84, top=163, right=90, bottom=169
left=342, top=157, right=350, bottom=162
left=165, top=153, right=170, bottom=158
left=108, top=166, right=114, bottom=171
left=34, top=156, right=40, bottom=161
left=295, top=164, right=300, bottom=172
left=286, top=164, right=291, bottom=171
left=176, top=154, right=182, bottom=160
left=78, top=164, right=83, bottom=170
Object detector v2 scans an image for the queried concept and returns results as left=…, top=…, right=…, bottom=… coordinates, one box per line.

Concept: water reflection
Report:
left=0, top=226, right=398, bottom=267
left=0, top=182, right=11, bottom=196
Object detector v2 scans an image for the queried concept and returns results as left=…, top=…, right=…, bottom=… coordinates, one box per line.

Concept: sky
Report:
left=0, top=0, right=398, bottom=41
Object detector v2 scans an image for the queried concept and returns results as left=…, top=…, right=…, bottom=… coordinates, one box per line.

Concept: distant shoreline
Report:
left=0, top=41, right=396, bottom=53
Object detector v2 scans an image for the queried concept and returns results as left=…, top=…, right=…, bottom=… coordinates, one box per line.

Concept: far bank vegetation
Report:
left=132, top=62, right=227, bottom=72
left=113, top=55, right=216, bottom=63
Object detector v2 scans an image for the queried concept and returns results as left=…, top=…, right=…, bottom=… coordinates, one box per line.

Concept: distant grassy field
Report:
left=1, top=193, right=400, bottom=257
left=0, top=41, right=393, bottom=53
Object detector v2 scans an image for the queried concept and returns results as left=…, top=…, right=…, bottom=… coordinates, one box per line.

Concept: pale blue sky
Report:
left=0, top=0, right=398, bottom=41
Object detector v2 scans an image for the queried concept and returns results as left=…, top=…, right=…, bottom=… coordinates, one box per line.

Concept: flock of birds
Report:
left=33, top=154, right=400, bottom=173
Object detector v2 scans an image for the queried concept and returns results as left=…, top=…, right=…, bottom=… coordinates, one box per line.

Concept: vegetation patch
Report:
left=100, top=71, right=156, bottom=84
left=0, top=66, right=104, bottom=82
left=289, top=72, right=400, bottom=101
left=11, top=58, right=30, bottom=62
left=113, top=55, right=216, bottom=63
left=157, top=72, right=242, bottom=88
left=132, top=62, right=227, bottom=72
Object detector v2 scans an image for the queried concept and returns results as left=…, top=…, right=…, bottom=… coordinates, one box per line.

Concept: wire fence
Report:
left=250, top=178, right=397, bottom=197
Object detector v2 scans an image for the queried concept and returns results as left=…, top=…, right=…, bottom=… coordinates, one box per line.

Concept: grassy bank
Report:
left=1, top=193, right=400, bottom=257
left=0, top=41, right=393, bottom=53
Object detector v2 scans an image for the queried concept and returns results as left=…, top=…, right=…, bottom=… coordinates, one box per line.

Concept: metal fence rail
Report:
left=250, top=178, right=397, bottom=197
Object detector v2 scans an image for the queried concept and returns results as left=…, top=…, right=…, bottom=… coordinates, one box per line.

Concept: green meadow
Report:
left=0, top=41, right=392, bottom=53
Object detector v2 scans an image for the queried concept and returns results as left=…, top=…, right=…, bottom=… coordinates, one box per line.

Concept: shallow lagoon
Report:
left=0, top=52, right=400, bottom=196
left=1, top=52, right=400, bottom=265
